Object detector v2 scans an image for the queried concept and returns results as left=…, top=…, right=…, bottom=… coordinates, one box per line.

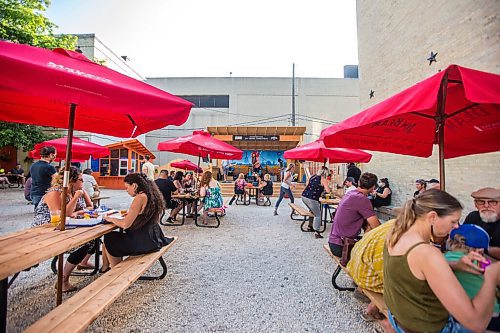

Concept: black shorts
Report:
left=234, top=189, right=244, bottom=195
left=166, top=199, right=178, bottom=209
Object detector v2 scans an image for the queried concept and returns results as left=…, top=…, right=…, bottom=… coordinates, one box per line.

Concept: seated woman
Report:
left=102, top=173, right=173, bottom=269
left=229, top=173, right=248, bottom=205
left=260, top=174, right=274, bottom=199
left=370, top=177, right=392, bottom=208
left=384, top=189, right=500, bottom=333
left=32, top=167, right=94, bottom=292
left=199, top=171, right=223, bottom=225
left=0, top=168, right=13, bottom=188
left=346, top=220, right=395, bottom=331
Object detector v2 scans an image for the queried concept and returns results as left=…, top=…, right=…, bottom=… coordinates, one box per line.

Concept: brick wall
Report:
left=356, top=0, right=500, bottom=214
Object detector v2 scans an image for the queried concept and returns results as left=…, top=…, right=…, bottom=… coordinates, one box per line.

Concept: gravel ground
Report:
left=1, top=187, right=379, bottom=333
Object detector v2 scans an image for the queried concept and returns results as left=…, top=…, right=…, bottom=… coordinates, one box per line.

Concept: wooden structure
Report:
left=93, top=139, right=155, bottom=189
left=207, top=126, right=306, bottom=181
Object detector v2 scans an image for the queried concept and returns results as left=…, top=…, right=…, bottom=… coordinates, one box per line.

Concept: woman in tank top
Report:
left=384, top=189, right=500, bottom=333
left=273, top=163, right=295, bottom=216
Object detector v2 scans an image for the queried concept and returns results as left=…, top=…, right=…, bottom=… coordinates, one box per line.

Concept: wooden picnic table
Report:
left=167, top=193, right=199, bottom=226
left=0, top=223, right=117, bottom=333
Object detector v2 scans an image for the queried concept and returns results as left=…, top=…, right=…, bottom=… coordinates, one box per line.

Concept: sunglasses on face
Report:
left=474, top=199, right=499, bottom=207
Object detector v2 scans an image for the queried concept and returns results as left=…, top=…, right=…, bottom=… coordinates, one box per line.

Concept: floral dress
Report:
left=202, top=184, right=223, bottom=210
left=32, top=188, right=87, bottom=227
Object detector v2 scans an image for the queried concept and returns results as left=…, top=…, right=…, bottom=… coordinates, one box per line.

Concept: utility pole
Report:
left=291, top=63, right=296, bottom=126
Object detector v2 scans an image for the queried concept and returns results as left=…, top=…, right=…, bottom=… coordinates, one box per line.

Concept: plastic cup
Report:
left=50, top=210, right=61, bottom=226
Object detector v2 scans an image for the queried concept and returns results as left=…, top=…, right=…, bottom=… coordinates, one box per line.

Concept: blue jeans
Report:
left=388, top=309, right=471, bottom=333
left=274, top=186, right=294, bottom=209
left=31, top=194, right=43, bottom=209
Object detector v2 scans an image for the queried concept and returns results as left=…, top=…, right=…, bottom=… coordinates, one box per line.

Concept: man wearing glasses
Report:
left=464, top=187, right=500, bottom=259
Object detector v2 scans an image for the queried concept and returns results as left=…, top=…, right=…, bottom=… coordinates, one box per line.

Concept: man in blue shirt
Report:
left=30, top=146, right=57, bottom=208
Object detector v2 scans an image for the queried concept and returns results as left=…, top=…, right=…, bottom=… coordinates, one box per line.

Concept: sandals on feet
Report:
left=361, top=311, right=384, bottom=322
left=314, top=233, right=324, bottom=239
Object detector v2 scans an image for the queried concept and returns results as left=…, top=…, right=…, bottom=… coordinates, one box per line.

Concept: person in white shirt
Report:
left=344, top=177, right=357, bottom=194
left=82, top=168, right=100, bottom=198
left=142, top=155, right=155, bottom=180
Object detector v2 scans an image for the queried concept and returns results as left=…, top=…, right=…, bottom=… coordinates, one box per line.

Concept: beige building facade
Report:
left=356, top=0, right=500, bottom=212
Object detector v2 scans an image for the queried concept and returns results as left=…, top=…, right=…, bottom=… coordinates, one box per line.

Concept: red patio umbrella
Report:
left=284, top=140, right=372, bottom=163
left=321, top=64, right=500, bottom=190
left=0, top=41, right=192, bottom=305
left=157, top=130, right=243, bottom=161
left=29, top=136, right=110, bottom=162
left=170, top=159, right=203, bottom=172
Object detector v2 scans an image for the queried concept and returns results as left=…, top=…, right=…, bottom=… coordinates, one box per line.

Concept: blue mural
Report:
left=229, top=150, right=284, bottom=166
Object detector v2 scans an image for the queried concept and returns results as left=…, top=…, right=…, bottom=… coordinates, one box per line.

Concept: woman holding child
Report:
left=384, top=189, right=500, bottom=333
left=101, top=173, right=173, bottom=270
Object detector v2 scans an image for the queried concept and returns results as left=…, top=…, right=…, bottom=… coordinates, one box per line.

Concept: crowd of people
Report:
left=327, top=167, right=500, bottom=333
left=8, top=146, right=500, bottom=331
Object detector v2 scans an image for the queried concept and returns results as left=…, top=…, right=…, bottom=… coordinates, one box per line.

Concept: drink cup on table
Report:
left=50, top=210, right=61, bottom=226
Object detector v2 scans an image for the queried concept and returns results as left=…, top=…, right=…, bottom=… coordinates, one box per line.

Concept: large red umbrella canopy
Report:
left=29, top=136, right=110, bottom=162
left=158, top=130, right=243, bottom=160
left=320, top=64, right=500, bottom=189
left=0, top=41, right=193, bottom=137
left=284, top=140, right=372, bottom=163
left=170, top=159, right=202, bottom=172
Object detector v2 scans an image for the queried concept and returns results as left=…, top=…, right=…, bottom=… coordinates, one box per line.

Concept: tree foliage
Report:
left=0, top=0, right=76, bottom=49
left=0, top=0, right=76, bottom=150
left=0, top=122, right=58, bottom=151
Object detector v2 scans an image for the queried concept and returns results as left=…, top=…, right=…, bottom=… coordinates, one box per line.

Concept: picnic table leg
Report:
left=0, top=278, right=7, bottom=333
left=138, top=257, right=168, bottom=280
left=331, top=265, right=355, bottom=292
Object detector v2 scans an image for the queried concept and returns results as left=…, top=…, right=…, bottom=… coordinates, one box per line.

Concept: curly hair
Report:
left=124, top=173, right=165, bottom=230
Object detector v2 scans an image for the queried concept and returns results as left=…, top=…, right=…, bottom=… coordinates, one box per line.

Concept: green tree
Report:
left=0, top=122, right=58, bottom=151
left=0, top=0, right=76, bottom=151
left=0, top=0, right=76, bottom=49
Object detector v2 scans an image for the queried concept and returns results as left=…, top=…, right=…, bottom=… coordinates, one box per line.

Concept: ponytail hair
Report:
left=387, top=189, right=463, bottom=247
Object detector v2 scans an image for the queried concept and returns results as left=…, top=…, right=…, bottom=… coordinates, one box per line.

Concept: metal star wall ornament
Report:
left=369, top=90, right=375, bottom=99
left=427, top=51, right=438, bottom=65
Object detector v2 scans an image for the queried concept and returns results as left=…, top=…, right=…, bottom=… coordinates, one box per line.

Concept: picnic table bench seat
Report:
left=374, top=206, right=398, bottom=221
left=288, top=203, right=326, bottom=233
left=323, top=244, right=388, bottom=318
left=195, top=207, right=225, bottom=228
left=91, top=196, right=110, bottom=208
left=24, top=236, right=178, bottom=333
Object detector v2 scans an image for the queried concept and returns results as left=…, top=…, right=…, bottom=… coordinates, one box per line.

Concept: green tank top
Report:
left=383, top=242, right=449, bottom=333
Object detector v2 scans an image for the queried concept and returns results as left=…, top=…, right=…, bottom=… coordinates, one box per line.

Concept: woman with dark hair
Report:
left=370, top=177, right=392, bottom=208
left=32, top=166, right=94, bottom=292
left=384, top=189, right=500, bottom=333
left=173, top=171, right=184, bottom=193
left=301, top=166, right=332, bottom=239
left=101, top=173, right=173, bottom=270
left=199, top=171, right=223, bottom=225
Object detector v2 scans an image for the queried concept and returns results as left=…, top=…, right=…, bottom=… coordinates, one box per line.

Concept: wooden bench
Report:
left=91, top=196, right=110, bottom=208
left=195, top=207, right=225, bottom=228
left=289, top=203, right=322, bottom=233
left=323, top=245, right=388, bottom=318
left=24, top=236, right=178, bottom=333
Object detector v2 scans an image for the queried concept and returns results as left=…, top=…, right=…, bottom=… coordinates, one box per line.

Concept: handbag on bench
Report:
left=340, top=236, right=358, bottom=266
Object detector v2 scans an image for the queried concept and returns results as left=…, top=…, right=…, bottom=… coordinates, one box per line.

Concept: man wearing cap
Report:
left=344, top=177, right=356, bottom=194
left=414, top=179, right=426, bottom=198
left=427, top=178, right=440, bottom=190
left=464, top=187, right=500, bottom=260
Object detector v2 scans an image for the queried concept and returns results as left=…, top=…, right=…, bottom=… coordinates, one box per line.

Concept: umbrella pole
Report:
left=56, top=103, right=76, bottom=306
left=436, top=73, right=448, bottom=191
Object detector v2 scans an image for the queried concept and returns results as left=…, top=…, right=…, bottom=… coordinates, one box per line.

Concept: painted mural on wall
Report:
left=229, top=150, right=284, bottom=166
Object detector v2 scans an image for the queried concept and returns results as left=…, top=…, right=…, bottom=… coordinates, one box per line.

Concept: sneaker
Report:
left=165, top=217, right=174, bottom=224
left=273, top=210, right=278, bottom=216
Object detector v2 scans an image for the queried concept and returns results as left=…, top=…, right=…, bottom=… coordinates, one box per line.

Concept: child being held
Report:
left=445, top=224, right=499, bottom=332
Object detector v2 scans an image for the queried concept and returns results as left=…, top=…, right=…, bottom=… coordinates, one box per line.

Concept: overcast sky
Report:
left=46, top=0, right=358, bottom=78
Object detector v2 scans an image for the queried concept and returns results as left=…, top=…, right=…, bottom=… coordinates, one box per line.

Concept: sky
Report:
left=46, top=0, right=358, bottom=78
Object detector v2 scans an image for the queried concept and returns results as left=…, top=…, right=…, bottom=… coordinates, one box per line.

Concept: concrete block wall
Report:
left=356, top=0, right=500, bottom=214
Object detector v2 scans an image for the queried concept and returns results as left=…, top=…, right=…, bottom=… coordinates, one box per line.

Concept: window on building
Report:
left=179, top=95, right=229, bottom=108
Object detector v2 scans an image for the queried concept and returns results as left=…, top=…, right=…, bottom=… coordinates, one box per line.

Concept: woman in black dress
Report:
left=102, top=173, right=173, bottom=270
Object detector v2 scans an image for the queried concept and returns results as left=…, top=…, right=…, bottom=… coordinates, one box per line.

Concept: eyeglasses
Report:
left=474, top=199, right=499, bottom=207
